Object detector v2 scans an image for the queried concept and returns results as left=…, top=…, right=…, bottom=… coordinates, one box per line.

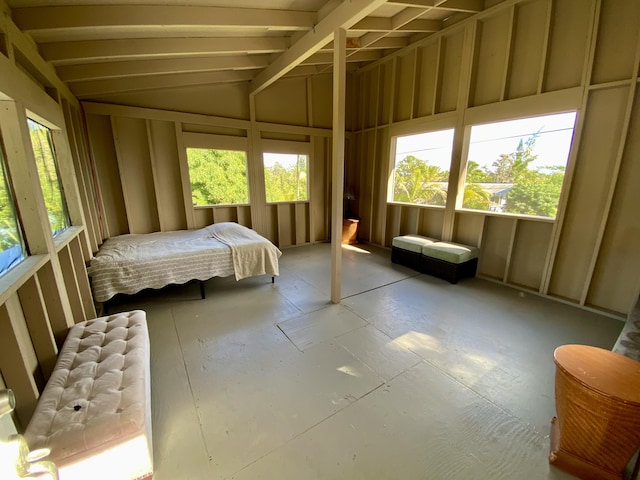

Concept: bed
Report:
left=87, top=222, right=282, bottom=303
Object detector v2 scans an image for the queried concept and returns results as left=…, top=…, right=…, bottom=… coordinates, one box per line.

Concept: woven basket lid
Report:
left=554, top=344, right=640, bottom=405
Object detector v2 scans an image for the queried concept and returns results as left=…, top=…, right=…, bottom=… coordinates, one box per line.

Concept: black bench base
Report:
left=392, top=246, right=478, bottom=284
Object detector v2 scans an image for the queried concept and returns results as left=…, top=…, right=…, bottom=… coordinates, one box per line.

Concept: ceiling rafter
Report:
left=249, top=0, right=388, bottom=96
left=71, top=70, right=256, bottom=98
left=39, top=37, right=290, bottom=66
left=387, top=0, right=484, bottom=12
left=57, top=55, right=272, bottom=83
left=12, top=5, right=316, bottom=31
left=350, top=17, right=442, bottom=33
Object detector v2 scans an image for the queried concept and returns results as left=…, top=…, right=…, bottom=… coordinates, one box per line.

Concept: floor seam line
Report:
left=340, top=274, right=420, bottom=300
left=171, top=307, right=214, bottom=464
left=225, top=381, right=387, bottom=480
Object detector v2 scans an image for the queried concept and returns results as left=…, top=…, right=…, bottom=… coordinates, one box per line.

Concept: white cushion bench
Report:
left=392, top=234, right=479, bottom=284
left=24, top=310, right=153, bottom=480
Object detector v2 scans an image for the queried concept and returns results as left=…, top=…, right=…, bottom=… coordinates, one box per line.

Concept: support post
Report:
left=330, top=28, right=346, bottom=304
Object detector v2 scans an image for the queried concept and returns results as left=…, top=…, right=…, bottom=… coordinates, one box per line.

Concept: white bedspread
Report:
left=88, top=223, right=280, bottom=302
left=207, top=222, right=282, bottom=280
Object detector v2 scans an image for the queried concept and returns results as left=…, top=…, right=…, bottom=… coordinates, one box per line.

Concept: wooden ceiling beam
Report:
left=387, top=0, right=484, bottom=13
left=57, top=55, right=272, bottom=83
left=249, top=0, right=388, bottom=96
left=304, top=50, right=383, bottom=65
left=351, top=17, right=442, bottom=33
left=39, top=37, right=290, bottom=65
left=12, top=5, right=315, bottom=31
left=71, top=70, right=255, bottom=98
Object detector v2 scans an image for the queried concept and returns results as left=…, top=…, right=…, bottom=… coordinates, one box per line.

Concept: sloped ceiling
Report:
left=6, top=0, right=490, bottom=100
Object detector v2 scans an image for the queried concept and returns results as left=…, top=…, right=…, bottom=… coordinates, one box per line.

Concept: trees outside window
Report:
left=462, top=112, right=576, bottom=218
left=186, top=148, right=249, bottom=205
left=28, top=119, right=70, bottom=236
left=263, top=153, right=308, bottom=203
left=0, top=137, right=27, bottom=276
left=392, top=129, right=454, bottom=206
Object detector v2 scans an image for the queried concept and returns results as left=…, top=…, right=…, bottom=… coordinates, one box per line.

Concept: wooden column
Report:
left=331, top=27, right=346, bottom=304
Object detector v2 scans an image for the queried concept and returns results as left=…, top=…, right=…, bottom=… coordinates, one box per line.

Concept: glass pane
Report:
left=462, top=112, right=576, bottom=218
left=392, top=129, right=454, bottom=206
left=28, top=119, right=70, bottom=236
left=0, top=142, right=27, bottom=276
left=263, top=153, right=308, bottom=203
left=186, top=148, right=249, bottom=205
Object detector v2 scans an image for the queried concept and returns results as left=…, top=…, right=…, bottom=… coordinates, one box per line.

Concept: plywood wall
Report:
left=83, top=74, right=333, bottom=246
left=348, top=0, right=640, bottom=317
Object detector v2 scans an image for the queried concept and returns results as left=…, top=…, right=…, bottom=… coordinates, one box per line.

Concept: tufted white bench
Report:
left=24, top=310, right=153, bottom=480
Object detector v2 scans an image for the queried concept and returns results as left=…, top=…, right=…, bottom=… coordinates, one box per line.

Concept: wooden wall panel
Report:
left=366, top=70, right=379, bottom=129
left=548, top=86, right=629, bottom=301
left=311, top=74, right=333, bottom=129
left=506, top=0, right=547, bottom=99
left=0, top=297, right=41, bottom=426
left=295, top=203, right=309, bottom=245
left=85, top=114, right=128, bottom=237
left=543, top=0, right=593, bottom=92
left=111, top=116, right=160, bottom=234
left=93, top=82, right=250, bottom=119
left=507, top=220, right=553, bottom=290
left=255, top=77, right=308, bottom=126
left=212, top=207, right=238, bottom=224
left=358, top=131, right=375, bottom=242
left=415, top=43, right=438, bottom=118
left=378, top=62, right=393, bottom=126
left=399, top=206, right=419, bottom=235
left=277, top=204, right=295, bottom=248
left=373, top=128, right=390, bottom=246
left=394, top=52, right=415, bottom=122
left=418, top=209, right=445, bottom=240
left=310, top=137, right=328, bottom=242
left=478, top=216, right=513, bottom=280
left=470, top=10, right=511, bottom=107
left=590, top=0, right=640, bottom=85
left=586, top=95, right=640, bottom=314
left=147, top=119, right=187, bottom=232
left=453, top=212, right=484, bottom=246
left=193, top=208, right=213, bottom=228
left=437, top=31, right=464, bottom=113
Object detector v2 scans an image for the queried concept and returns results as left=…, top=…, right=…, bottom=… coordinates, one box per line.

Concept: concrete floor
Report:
left=108, top=242, right=625, bottom=480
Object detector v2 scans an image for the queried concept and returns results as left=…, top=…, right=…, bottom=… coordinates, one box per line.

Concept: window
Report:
left=0, top=138, right=27, bottom=276
left=28, top=118, right=70, bottom=236
left=391, top=129, right=454, bottom=206
left=263, top=153, right=308, bottom=203
left=462, top=112, right=576, bottom=218
left=186, top=148, right=249, bottom=206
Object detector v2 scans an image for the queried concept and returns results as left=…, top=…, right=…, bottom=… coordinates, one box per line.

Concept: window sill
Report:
left=54, top=226, right=85, bottom=253
left=0, top=254, right=49, bottom=306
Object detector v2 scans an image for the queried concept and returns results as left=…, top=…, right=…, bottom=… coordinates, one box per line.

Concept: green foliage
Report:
left=0, top=153, right=22, bottom=251
left=393, top=155, right=448, bottom=205
left=28, top=120, right=70, bottom=235
left=463, top=132, right=566, bottom=218
left=264, top=155, right=308, bottom=202
left=187, top=148, right=249, bottom=205
left=505, top=166, right=565, bottom=217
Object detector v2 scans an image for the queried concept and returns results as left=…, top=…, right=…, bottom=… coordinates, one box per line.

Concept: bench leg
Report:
left=272, top=276, right=275, bottom=284
left=200, top=281, right=206, bottom=299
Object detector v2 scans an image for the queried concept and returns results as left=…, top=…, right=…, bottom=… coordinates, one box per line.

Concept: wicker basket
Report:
left=550, top=345, right=640, bottom=480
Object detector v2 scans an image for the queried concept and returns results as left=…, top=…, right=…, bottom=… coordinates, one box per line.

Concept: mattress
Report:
left=88, top=223, right=281, bottom=303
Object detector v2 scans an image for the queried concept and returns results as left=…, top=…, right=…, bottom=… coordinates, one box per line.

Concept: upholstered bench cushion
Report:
left=24, top=310, right=152, bottom=480
left=391, top=234, right=437, bottom=253
left=421, top=242, right=479, bottom=264
left=613, top=297, right=640, bottom=362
